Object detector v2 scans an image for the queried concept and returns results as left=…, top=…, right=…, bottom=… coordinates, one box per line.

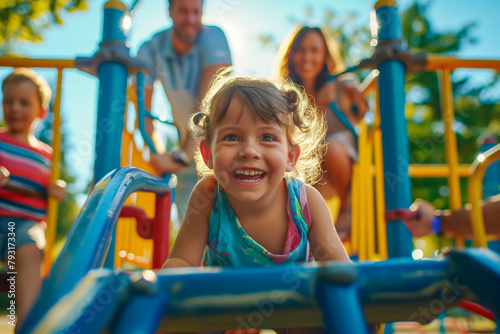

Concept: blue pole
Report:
left=95, top=1, right=129, bottom=268
left=375, top=1, right=413, bottom=259
left=317, top=283, right=368, bottom=333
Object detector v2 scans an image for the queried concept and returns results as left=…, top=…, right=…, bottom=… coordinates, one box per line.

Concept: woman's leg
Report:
left=314, top=140, right=353, bottom=240
left=321, top=140, right=352, bottom=205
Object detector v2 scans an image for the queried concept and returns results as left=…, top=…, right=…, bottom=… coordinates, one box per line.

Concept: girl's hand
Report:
left=403, top=199, right=436, bottom=237
left=48, top=180, right=67, bottom=202
left=0, top=166, right=10, bottom=187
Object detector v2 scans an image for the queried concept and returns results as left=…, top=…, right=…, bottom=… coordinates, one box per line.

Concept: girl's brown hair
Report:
left=190, top=70, right=326, bottom=184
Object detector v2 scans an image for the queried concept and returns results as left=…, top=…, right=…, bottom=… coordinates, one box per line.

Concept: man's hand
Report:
left=48, top=180, right=67, bottom=203
left=150, top=152, right=187, bottom=175
left=0, top=166, right=10, bottom=187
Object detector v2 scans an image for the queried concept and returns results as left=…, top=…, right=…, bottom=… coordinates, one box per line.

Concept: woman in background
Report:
left=275, top=26, right=368, bottom=240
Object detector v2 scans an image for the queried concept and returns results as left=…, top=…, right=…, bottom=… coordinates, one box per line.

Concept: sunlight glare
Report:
left=122, top=14, right=132, bottom=33
left=369, top=10, right=378, bottom=38
left=412, top=249, right=424, bottom=260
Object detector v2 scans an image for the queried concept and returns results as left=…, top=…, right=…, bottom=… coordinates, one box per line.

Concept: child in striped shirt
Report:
left=0, top=68, right=66, bottom=331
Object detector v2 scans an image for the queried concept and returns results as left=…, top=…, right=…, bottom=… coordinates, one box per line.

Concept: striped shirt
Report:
left=0, top=129, right=52, bottom=223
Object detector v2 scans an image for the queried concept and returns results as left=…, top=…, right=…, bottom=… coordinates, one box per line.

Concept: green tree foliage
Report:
left=0, top=0, right=88, bottom=54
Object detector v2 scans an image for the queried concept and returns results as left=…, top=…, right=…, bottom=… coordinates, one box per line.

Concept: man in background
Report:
left=137, top=0, right=231, bottom=221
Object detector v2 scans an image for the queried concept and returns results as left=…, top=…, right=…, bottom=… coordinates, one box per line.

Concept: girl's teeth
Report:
left=234, top=170, right=264, bottom=183
left=235, top=170, right=263, bottom=176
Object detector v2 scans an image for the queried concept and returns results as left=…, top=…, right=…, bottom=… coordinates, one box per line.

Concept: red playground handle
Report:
left=385, top=208, right=420, bottom=222
left=458, top=300, right=495, bottom=321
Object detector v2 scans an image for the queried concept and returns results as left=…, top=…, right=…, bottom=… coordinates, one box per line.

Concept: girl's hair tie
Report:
left=193, top=112, right=208, bottom=127
left=283, top=90, right=298, bottom=106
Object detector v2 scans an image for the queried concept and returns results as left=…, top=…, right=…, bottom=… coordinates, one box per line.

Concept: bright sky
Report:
left=1, top=0, right=499, bottom=196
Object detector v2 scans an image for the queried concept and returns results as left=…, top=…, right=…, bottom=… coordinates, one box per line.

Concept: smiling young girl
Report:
left=163, top=73, right=349, bottom=270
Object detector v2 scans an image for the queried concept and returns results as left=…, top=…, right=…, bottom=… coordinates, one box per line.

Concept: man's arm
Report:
left=179, top=26, right=232, bottom=161
left=150, top=27, right=232, bottom=174
left=179, top=62, right=230, bottom=159
left=149, top=62, right=230, bottom=175
left=135, top=38, right=166, bottom=155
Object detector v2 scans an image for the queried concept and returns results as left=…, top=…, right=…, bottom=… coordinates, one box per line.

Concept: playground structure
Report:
left=0, top=0, right=499, bottom=333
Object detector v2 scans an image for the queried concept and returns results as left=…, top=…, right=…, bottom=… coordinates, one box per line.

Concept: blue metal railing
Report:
left=20, top=167, right=170, bottom=334
left=23, top=248, right=500, bottom=333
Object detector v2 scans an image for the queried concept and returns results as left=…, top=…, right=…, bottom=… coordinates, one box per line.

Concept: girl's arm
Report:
left=162, top=178, right=215, bottom=268
left=305, top=185, right=351, bottom=262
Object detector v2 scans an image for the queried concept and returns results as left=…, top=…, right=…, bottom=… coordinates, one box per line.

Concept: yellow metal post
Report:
left=373, top=89, right=388, bottom=260
left=438, top=69, right=462, bottom=209
left=351, top=164, right=360, bottom=255
left=365, top=136, right=375, bottom=260
left=358, top=126, right=368, bottom=261
left=467, top=144, right=500, bottom=248
left=438, top=68, right=464, bottom=246
left=43, top=69, right=64, bottom=276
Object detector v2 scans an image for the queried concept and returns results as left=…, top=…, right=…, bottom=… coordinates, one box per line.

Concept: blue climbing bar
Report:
left=374, top=0, right=413, bottom=259
left=95, top=0, right=130, bottom=268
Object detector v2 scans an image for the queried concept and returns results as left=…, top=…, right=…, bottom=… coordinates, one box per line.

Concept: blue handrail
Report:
left=20, top=166, right=170, bottom=334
